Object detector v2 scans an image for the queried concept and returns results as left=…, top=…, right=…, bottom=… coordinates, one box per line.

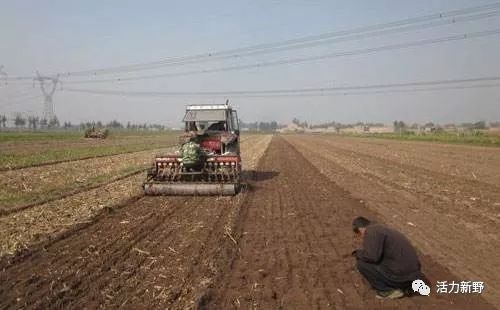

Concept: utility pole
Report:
left=33, top=71, right=59, bottom=121
left=0, top=65, right=7, bottom=84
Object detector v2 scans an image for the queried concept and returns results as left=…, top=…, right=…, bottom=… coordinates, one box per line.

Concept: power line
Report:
left=7, top=2, right=500, bottom=80
left=62, top=84, right=500, bottom=98
left=63, top=28, right=500, bottom=84
left=59, top=9, right=500, bottom=76
left=244, top=83, right=500, bottom=98
left=62, top=75, right=500, bottom=97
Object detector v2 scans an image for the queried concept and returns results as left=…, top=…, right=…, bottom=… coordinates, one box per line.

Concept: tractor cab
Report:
left=182, top=102, right=240, bottom=155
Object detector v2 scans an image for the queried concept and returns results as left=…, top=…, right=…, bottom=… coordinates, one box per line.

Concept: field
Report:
left=0, top=130, right=179, bottom=169
left=0, top=133, right=499, bottom=309
left=348, top=131, right=500, bottom=147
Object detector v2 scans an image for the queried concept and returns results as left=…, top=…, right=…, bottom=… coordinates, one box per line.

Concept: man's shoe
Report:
left=376, top=289, right=405, bottom=299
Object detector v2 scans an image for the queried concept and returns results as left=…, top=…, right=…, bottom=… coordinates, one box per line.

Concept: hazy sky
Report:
left=1, top=0, right=500, bottom=126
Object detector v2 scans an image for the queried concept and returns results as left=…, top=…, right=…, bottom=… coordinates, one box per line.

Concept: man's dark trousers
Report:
left=356, top=260, right=414, bottom=292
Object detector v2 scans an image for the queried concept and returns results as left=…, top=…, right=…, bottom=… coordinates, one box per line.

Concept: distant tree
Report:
left=107, top=120, right=123, bottom=129
left=40, top=118, right=48, bottom=128
left=149, top=124, right=165, bottom=131
left=14, top=114, right=26, bottom=128
left=0, top=115, right=8, bottom=128
left=393, top=120, right=407, bottom=133
left=63, top=121, right=72, bottom=129
left=28, top=116, right=39, bottom=130
left=96, top=121, right=103, bottom=128
left=424, top=122, right=435, bottom=128
left=239, top=119, right=281, bottom=131
left=48, top=116, right=60, bottom=128
left=311, top=121, right=343, bottom=130
left=472, top=121, right=486, bottom=130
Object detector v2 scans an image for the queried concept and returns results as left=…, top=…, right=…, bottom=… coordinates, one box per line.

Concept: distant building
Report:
left=340, top=125, right=393, bottom=134
left=278, top=123, right=305, bottom=133
left=368, top=126, right=394, bottom=133
left=423, top=126, right=436, bottom=133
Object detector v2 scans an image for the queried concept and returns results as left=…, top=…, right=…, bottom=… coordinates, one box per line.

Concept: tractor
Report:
left=143, top=101, right=241, bottom=195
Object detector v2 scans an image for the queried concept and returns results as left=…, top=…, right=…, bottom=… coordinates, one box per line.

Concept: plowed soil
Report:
left=0, top=135, right=497, bottom=309
left=285, top=134, right=500, bottom=307
left=209, top=137, right=494, bottom=309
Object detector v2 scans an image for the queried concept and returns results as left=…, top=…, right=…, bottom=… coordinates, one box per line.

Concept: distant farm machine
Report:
left=84, top=127, right=109, bottom=139
left=143, top=101, right=241, bottom=195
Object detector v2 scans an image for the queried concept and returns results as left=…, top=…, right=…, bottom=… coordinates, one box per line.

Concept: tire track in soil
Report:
left=209, top=136, right=495, bottom=309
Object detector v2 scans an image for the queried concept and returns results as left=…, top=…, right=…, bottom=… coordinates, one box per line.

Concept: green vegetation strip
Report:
left=0, top=130, right=180, bottom=143
left=0, top=130, right=179, bottom=169
left=0, top=131, right=82, bottom=143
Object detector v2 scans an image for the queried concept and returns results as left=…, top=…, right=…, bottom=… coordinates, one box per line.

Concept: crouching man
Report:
left=352, top=216, right=425, bottom=299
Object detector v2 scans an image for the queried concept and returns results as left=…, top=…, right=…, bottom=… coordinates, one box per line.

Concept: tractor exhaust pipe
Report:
left=143, top=183, right=238, bottom=196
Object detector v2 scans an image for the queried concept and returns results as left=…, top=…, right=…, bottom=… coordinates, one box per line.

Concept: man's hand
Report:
left=351, top=249, right=359, bottom=257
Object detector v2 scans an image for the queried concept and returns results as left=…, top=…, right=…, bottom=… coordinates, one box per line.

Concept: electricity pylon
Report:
left=33, top=72, right=59, bottom=121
